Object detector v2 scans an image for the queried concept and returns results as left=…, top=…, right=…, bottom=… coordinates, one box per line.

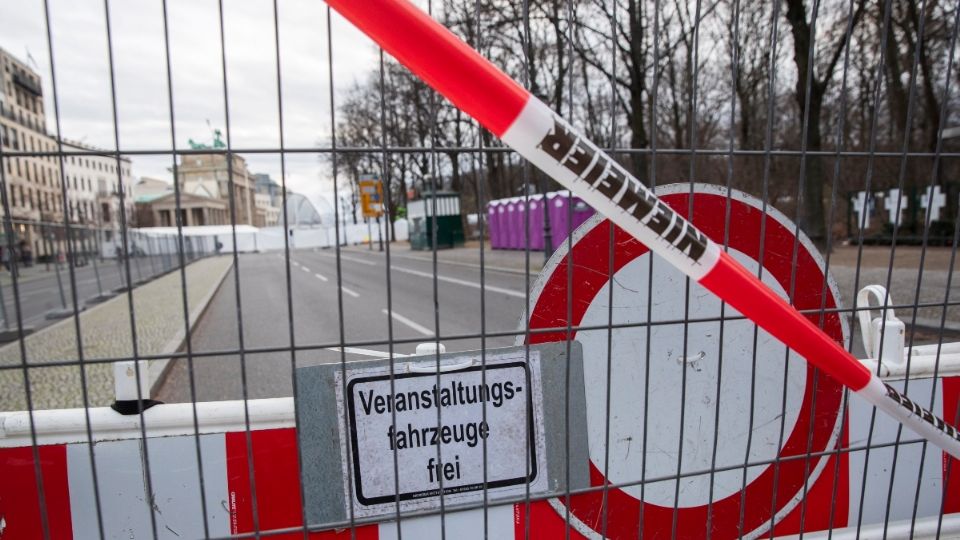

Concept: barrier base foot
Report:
left=0, top=326, right=34, bottom=342
left=45, top=307, right=77, bottom=320
left=84, top=292, right=116, bottom=306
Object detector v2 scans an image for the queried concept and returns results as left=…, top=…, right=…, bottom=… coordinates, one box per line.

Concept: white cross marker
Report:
left=852, top=191, right=872, bottom=229
left=883, top=188, right=908, bottom=225
left=920, top=185, right=946, bottom=222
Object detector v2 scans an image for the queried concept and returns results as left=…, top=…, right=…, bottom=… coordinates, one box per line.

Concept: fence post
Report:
left=146, top=235, right=157, bottom=277
left=46, top=227, right=72, bottom=320
left=84, top=226, right=113, bottom=304
left=0, top=276, right=9, bottom=333
left=132, top=230, right=144, bottom=283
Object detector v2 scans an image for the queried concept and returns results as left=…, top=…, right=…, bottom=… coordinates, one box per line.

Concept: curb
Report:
left=0, top=257, right=220, bottom=356
left=148, top=257, right=235, bottom=395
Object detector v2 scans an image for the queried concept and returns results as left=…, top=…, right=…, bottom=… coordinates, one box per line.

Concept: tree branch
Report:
left=821, top=0, right=866, bottom=88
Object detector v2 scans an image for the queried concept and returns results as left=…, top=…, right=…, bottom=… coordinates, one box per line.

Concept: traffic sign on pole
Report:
left=360, top=176, right=384, bottom=219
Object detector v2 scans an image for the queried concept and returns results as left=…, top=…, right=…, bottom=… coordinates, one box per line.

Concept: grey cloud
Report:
left=1, top=0, right=383, bottom=201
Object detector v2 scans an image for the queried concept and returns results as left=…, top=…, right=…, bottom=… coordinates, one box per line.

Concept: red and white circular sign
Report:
left=517, top=184, right=848, bottom=539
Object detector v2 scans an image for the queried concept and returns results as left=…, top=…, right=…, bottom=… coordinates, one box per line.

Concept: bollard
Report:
left=110, top=359, right=161, bottom=414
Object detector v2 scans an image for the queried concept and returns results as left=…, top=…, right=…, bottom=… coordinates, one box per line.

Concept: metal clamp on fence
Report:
left=858, top=285, right=960, bottom=380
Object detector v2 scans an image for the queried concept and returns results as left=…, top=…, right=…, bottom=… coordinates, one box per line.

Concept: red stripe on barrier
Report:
left=700, top=251, right=872, bottom=391
left=226, top=428, right=378, bottom=539
left=513, top=500, right=590, bottom=540
left=943, top=376, right=960, bottom=513
left=0, top=445, right=73, bottom=540
left=325, top=0, right=530, bottom=137
left=226, top=431, right=253, bottom=535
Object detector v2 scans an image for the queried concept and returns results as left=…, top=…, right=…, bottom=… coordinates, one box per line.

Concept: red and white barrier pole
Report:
left=323, top=0, right=960, bottom=458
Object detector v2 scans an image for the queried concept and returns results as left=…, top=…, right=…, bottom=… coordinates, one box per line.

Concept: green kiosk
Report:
left=408, top=191, right=466, bottom=250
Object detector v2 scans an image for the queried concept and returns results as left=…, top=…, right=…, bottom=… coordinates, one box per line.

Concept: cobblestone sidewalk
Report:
left=0, top=256, right=233, bottom=411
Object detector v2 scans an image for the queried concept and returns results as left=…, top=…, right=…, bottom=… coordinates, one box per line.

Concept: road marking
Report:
left=316, top=253, right=377, bottom=266
left=390, top=266, right=526, bottom=298
left=382, top=308, right=434, bottom=336
left=291, top=260, right=300, bottom=267
left=301, top=266, right=311, bottom=273
left=315, top=273, right=328, bottom=282
left=326, top=346, right=410, bottom=359
left=374, top=252, right=539, bottom=276
left=340, top=286, right=360, bottom=298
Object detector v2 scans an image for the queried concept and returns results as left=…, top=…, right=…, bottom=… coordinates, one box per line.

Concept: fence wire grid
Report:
left=0, top=0, right=960, bottom=539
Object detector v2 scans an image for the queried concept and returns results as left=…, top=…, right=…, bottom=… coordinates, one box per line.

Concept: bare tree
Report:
left=783, top=0, right=865, bottom=243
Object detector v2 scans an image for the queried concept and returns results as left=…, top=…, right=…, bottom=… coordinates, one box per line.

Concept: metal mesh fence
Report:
left=0, top=0, right=959, bottom=538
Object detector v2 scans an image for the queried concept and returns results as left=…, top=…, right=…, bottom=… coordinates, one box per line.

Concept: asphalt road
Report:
left=156, top=248, right=533, bottom=402
left=154, top=244, right=960, bottom=403
left=0, top=255, right=176, bottom=334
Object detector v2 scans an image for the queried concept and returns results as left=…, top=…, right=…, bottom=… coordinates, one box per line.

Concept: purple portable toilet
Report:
left=503, top=200, right=515, bottom=249
left=495, top=201, right=508, bottom=249
left=493, top=200, right=504, bottom=249
left=515, top=197, right=530, bottom=250
left=528, top=196, right=544, bottom=250
left=544, top=192, right=595, bottom=247
left=507, top=199, right=523, bottom=249
left=488, top=201, right=501, bottom=249
left=547, top=193, right=570, bottom=248
left=513, top=197, right=529, bottom=250
left=571, top=196, right=594, bottom=231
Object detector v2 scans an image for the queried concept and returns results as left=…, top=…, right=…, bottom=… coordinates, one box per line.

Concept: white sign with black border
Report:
left=334, top=349, right=548, bottom=518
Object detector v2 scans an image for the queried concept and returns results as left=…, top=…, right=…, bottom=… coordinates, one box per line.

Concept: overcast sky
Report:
left=0, top=0, right=405, bottom=204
